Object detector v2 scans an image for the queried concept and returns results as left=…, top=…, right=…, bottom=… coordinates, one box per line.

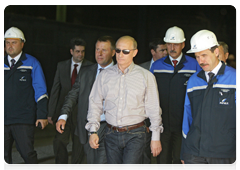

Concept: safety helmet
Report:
left=163, top=26, right=185, bottom=43
left=187, top=30, right=219, bottom=53
left=4, top=27, right=26, bottom=42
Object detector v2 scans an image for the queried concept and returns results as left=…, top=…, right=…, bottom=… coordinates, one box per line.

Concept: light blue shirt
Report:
left=97, top=61, right=114, bottom=121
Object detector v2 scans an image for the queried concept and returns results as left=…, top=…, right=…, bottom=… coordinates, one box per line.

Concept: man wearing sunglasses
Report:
left=150, top=26, right=201, bottom=164
left=86, top=36, right=163, bottom=164
left=56, top=36, right=115, bottom=164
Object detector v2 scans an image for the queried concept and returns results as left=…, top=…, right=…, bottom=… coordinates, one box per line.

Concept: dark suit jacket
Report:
left=48, top=59, right=93, bottom=124
left=60, top=63, right=98, bottom=144
left=139, top=60, right=151, bottom=70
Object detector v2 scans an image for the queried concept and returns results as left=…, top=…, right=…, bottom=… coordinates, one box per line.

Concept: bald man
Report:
left=85, top=36, right=163, bottom=164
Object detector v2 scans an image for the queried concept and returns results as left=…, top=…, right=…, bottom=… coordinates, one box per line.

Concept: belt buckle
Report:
left=116, top=127, right=119, bottom=132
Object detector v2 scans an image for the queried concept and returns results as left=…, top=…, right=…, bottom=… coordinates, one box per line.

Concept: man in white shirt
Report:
left=86, top=36, right=163, bottom=164
left=48, top=38, right=92, bottom=163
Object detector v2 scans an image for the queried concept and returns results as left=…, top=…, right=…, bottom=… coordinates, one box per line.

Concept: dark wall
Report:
left=4, top=14, right=131, bottom=94
left=4, top=5, right=236, bottom=94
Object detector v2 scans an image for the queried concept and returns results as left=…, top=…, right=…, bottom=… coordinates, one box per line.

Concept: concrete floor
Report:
left=10, top=124, right=157, bottom=164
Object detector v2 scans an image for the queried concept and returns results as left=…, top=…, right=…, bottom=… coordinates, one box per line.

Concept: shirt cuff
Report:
left=58, top=114, right=68, bottom=121
left=151, top=130, right=160, bottom=141
left=151, top=125, right=164, bottom=141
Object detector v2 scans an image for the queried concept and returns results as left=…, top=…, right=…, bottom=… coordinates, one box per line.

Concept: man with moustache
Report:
left=48, top=38, right=92, bottom=164
left=150, top=26, right=201, bottom=164
left=86, top=36, right=163, bottom=164
left=56, top=36, right=115, bottom=164
left=181, top=30, right=236, bottom=164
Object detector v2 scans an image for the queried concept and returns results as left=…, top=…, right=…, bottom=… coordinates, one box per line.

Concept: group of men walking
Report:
left=4, top=25, right=236, bottom=164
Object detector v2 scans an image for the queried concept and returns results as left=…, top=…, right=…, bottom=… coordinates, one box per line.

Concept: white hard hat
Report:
left=4, top=27, right=26, bottom=42
left=163, top=26, right=185, bottom=43
left=187, top=30, right=219, bottom=53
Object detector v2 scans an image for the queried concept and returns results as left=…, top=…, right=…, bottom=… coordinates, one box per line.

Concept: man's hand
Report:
left=150, top=140, right=162, bottom=157
left=56, top=119, right=66, bottom=134
left=181, top=160, right=186, bottom=169
left=89, top=134, right=99, bottom=149
left=48, top=117, right=53, bottom=125
left=35, top=119, right=48, bottom=129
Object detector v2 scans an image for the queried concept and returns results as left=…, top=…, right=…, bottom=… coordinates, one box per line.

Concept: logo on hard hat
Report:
left=170, top=36, right=175, bottom=40
left=193, top=45, right=197, bottom=49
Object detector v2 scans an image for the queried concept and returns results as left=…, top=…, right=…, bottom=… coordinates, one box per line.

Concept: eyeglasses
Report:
left=115, top=48, right=136, bottom=55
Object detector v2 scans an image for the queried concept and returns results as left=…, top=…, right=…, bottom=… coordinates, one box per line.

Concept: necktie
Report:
left=99, top=68, right=104, bottom=73
left=71, top=64, right=78, bottom=86
left=10, top=59, right=15, bottom=69
left=208, top=72, right=215, bottom=82
left=172, top=60, right=178, bottom=68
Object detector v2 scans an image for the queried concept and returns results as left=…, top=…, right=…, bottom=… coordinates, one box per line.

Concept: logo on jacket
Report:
left=219, top=98, right=229, bottom=105
left=19, top=76, right=27, bottom=82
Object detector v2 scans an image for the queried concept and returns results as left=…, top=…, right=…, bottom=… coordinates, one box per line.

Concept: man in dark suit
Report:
left=55, top=36, right=115, bottom=164
left=140, top=38, right=167, bottom=70
left=48, top=38, right=92, bottom=164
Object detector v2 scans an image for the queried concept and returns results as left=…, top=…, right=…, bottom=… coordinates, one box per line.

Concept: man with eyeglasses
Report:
left=56, top=36, right=115, bottom=164
left=86, top=35, right=163, bottom=164
left=140, top=38, right=168, bottom=70
left=150, top=26, right=201, bottom=164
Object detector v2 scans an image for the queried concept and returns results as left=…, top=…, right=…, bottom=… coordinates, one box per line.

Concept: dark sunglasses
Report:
left=115, top=48, right=136, bottom=55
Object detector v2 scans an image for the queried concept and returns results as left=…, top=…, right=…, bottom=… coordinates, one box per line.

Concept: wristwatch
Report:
left=88, top=131, right=97, bottom=136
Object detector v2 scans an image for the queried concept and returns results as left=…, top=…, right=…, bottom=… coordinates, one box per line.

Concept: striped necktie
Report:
left=10, top=59, right=15, bottom=69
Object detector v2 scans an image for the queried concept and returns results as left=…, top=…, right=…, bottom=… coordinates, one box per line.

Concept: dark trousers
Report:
left=4, top=124, right=37, bottom=164
left=143, top=118, right=152, bottom=164
left=53, top=118, right=84, bottom=164
left=183, top=153, right=236, bottom=164
left=83, top=121, right=107, bottom=164
left=157, top=131, right=182, bottom=164
left=104, top=125, right=146, bottom=164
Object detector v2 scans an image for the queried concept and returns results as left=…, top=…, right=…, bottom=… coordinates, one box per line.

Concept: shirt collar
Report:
left=8, top=51, right=22, bottom=65
left=150, top=58, right=154, bottom=69
left=205, top=60, right=222, bottom=77
left=71, top=57, right=83, bottom=66
left=169, top=52, right=183, bottom=66
left=97, top=61, right=114, bottom=70
left=117, top=61, right=135, bottom=74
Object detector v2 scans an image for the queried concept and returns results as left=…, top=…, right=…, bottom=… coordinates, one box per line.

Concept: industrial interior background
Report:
left=3, top=5, right=236, bottom=164
left=4, top=5, right=236, bottom=95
